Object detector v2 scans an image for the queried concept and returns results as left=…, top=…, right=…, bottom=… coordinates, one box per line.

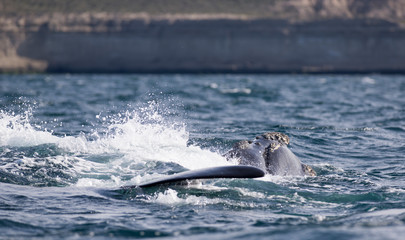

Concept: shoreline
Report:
left=1, top=13, right=405, bottom=74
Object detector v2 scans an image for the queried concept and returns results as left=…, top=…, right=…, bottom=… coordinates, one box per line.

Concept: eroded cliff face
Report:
left=1, top=3, right=405, bottom=73
left=280, top=0, right=405, bottom=22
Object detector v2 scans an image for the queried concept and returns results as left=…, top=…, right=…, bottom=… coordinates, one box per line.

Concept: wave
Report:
left=0, top=105, right=230, bottom=188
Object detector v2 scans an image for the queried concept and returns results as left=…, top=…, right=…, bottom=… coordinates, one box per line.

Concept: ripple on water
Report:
left=0, top=74, right=404, bottom=239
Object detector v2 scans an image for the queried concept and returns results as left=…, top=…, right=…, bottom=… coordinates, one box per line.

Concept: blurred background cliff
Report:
left=1, top=0, right=405, bottom=73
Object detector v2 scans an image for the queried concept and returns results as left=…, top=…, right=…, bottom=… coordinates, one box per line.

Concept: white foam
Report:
left=362, top=77, right=376, bottom=84
left=386, top=187, right=405, bottom=193
left=220, top=88, right=252, bottom=94
left=89, top=112, right=230, bottom=170
left=235, top=187, right=267, bottom=199
left=0, top=110, right=59, bottom=147
left=151, top=188, right=222, bottom=206
left=257, top=174, right=305, bottom=185
left=0, top=107, right=233, bottom=188
left=362, top=208, right=405, bottom=217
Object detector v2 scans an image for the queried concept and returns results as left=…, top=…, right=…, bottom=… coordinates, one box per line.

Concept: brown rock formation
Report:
left=1, top=0, right=405, bottom=73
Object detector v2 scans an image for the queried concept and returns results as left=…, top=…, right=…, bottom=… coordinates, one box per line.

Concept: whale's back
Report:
left=265, top=145, right=304, bottom=176
left=225, top=132, right=316, bottom=176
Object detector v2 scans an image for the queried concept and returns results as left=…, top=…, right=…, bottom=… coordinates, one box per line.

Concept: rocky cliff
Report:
left=1, top=0, right=405, bottom=73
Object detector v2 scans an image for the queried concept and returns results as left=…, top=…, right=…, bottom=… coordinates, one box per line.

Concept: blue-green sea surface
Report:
left=0, top=74, right=404, bottom=239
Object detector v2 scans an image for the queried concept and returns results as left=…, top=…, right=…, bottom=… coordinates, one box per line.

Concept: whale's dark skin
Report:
left=124, top=132, right=314, bottom=188
left=225, top=132, right=316, bottom=176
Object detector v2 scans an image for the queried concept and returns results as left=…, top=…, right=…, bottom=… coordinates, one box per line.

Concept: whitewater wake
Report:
left=0, top=105, right=231, bottom=188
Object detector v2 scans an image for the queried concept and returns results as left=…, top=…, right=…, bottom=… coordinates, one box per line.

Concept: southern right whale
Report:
left=124, top=132, right=315, bottom=188
left=225, top=132, right=315, bottom=176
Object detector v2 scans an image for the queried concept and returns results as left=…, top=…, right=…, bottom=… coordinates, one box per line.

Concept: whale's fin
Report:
left=123, top=165, right=265, bottom=188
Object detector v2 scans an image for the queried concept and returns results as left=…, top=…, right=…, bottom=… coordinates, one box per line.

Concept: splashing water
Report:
left=1, top=74, right=404, bottom=240
left=0, top=104, right=230, bottom=188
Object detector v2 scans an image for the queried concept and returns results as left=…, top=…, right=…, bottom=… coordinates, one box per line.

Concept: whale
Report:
left=124, top=132, right=315, bottom=188
left=225, top=132, right=315, bottom=176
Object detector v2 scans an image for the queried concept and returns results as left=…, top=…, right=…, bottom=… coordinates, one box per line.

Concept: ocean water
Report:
left=0, top=74, right=404, bottom=239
